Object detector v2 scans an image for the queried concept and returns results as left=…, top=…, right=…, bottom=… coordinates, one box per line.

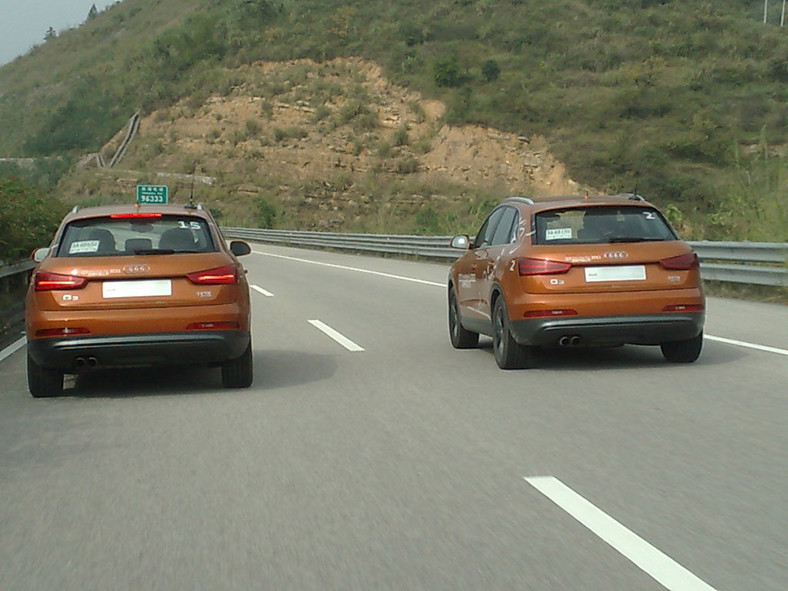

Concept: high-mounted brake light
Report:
left=659, top=252, right=699, bottom=270
left=186, top=265, right=237, bottom=285
left=34, top=272, right=88, bottom=291
left=518, top=258, right=572, bottom=276
left=109, top=213, right=163, bottom=219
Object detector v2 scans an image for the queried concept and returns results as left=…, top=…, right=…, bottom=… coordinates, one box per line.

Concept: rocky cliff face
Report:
left=64, top=58, right=583, bottom=232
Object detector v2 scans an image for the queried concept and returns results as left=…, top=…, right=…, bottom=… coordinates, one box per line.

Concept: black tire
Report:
left=661, top=331, right=703, bottom=363
left=27, top=352, right=63, bottom=398
left=222, top=341, right=254, bottom=388
left=492, top=297, right=530, bottom=369
left=448, top=287, right=479, bottom=349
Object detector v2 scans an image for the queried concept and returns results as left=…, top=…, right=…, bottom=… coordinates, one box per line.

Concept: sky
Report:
left=0, top=1, right=116, bottom=66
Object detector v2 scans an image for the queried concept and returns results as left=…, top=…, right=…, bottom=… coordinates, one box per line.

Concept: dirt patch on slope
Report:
left=77, top=57, right=583, bottom=230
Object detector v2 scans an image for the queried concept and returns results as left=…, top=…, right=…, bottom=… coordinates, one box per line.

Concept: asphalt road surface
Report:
left=1, top=244, right=786, bottom=591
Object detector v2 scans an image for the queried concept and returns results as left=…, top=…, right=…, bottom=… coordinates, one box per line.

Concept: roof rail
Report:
left=70, top=205, right=79, bottom=213
left=502, top=196, right=535, bottom=205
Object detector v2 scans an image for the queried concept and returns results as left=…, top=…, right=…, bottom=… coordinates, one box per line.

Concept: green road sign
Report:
left=136, top=184, right=168, bottom=204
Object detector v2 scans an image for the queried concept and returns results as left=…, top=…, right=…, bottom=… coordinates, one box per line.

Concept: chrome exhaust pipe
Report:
left=87, top=357, right=98, bottom=368
left=74, top=357, right=86, bottom=369
left=559, top=336, right=571, bottom=347
left=570, top=336, right=582, bottom=346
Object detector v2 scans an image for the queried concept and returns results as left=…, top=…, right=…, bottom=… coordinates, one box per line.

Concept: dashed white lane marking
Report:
left=308, top=320, right=364, bottom=352
left=0, top=337, right=26, bottom=363
left=252, top=249, right=786, bottom=357
left=252, top=251, right=444, bottom=287
left=251, top=284, right=274, bottom=297
left=524, top=476, right=718, bottom=591
left=705, top=335, right=788, bottom=357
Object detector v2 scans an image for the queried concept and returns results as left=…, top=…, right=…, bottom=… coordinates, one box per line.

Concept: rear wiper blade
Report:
left=606, top=237, right=663, bottom=243
left=133, top=249, right=175, bottom=255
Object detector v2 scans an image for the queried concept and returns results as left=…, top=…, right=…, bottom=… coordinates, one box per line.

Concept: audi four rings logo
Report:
left=604, top=251, right=628, bottom=260
left=123, top=264, right=150, bottom=274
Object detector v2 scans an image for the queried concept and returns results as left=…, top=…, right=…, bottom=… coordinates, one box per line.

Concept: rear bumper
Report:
left=509, top=312, right=704, bottom=347
left=27, top=331, right=251, bottom=371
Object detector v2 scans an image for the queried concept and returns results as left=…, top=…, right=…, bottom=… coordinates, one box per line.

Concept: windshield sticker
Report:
left=69, top=240, right=100, bottom=254
left=545, top=228, right=573, bottom=240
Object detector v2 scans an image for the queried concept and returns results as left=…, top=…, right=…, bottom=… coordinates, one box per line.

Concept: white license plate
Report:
left=584, top=265, right=646, bottom=283
left=102, top=279, right=172, bottom=299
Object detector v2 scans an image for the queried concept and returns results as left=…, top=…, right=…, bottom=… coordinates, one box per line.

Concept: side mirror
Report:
left=32, top=247, right=50, bottom=263
left=450, top=235, right=471, bottom=250
left=229, top=240, right=251, bottom=257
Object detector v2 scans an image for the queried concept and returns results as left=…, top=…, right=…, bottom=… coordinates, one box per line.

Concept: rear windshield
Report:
left=56, top=215, right=217, bottom=257
left=534, top=206, right=677, bottom=245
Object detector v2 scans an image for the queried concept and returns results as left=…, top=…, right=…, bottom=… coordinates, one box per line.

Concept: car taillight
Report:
left=518, top=258, right=572, bottom=276
left=523, top=309, right=578, bottom=318
left=659, top=252, right=699, bottom=270
left=186, top=321, right=240, bottom=330
left=662, top=304, right=705, bottom=313
left=186, top=265, right=238, bottom=285
left=34, top=272, right=88, bottom=291
left=35, top=327, right=91, bottom=337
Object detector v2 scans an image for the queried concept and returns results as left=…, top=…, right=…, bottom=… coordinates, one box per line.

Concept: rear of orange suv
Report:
left=448, top=195, right=705, bottom=369
left=25, top=203, right=253, bottom=396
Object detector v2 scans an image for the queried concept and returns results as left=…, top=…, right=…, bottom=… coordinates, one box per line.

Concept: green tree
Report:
left=87, top=4, right=99, bottom=21
left=481, top=59, right=500, bottom=82
left=0, top=177, right=65, bottom=262
left=434, top=58, right=461, bottom=88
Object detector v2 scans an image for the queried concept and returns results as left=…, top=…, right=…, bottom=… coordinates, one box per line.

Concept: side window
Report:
left=475, top=208, right=505, bottom=248
left=490, top=207, right=518, bottom=246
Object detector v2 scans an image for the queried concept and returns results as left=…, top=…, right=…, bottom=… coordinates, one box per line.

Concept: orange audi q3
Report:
left=25, top=203, right=253, bottom=397
left=448, top=194, right=705, bottom=369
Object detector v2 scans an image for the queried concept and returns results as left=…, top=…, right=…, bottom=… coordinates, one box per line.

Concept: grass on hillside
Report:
left=0, top=0, right=786, bottom=241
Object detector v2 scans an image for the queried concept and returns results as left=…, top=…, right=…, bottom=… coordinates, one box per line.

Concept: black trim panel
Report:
left=28, top=331, right=250, bottom=370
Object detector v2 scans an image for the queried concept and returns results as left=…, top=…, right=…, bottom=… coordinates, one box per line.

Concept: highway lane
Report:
left=0, top=243, right=785, bottom=591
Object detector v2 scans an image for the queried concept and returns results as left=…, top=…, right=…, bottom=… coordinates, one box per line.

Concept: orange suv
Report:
left=25, top=203, right=253, bottom=397
left=448, top=195, right=705, bottom=369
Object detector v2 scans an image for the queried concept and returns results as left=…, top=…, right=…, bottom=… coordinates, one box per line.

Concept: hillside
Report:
left=0, top=0, right=786, bottom=239
left=57, top=58, right=582, bottom=233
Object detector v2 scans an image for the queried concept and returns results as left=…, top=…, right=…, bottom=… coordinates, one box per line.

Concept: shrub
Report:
left=481, top=59, right=500, bottom=82
left=0, top=176, right=66, bottom=262
left=434, top=58, right=462, bottom=88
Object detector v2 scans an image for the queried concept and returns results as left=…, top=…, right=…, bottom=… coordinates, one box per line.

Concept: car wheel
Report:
left=660, top=331, right=703, bottom=363
left=449, top=288, right=479, bottom=349
left=27, top=352, right=63, bottom=398
left=492, top=297, right=530, bottom=369
left=222, top=341, right=254, bottom=388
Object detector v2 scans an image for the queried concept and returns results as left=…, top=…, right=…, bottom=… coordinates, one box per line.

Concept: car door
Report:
left=476, top=206, right=519, bottom=321
left=461, top=207, right=506, bottom=322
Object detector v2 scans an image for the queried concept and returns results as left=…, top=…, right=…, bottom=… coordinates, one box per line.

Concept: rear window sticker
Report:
left=69, top=240, right=100, bottom=254
left=545, top=228, right=573, bottom=240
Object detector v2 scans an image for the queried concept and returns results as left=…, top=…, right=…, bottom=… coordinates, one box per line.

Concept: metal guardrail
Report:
left=0, top=260, right=35, bottom=281
left=222, top=228, right=788, bottom=288
left=0, top=234, right=785, bottom=288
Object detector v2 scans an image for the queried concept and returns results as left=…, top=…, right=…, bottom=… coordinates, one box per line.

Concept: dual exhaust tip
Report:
left=558, top=335, right=582, bottom=347
left=73, top=356, right=98, bottom=370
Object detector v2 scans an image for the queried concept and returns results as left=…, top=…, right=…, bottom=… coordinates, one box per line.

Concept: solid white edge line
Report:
left=308, top=320, right=364, bottom=352
left=0, top=337, right=26, bottom=363
left=251, top=284, right=274, bottom=297
left=252, top=250, right=445, bottom=287
left=524, top=476, right=718, bottom=591
left=705, top=334, right=788, bottom=356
